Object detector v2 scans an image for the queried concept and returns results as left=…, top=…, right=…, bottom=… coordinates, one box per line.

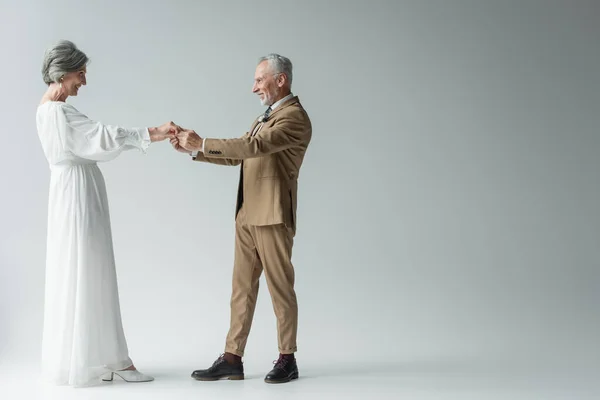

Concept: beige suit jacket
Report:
left=193, top=96, right=312, bottom=233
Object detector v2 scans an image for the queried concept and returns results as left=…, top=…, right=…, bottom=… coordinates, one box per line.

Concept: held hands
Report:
left=170, top=129, right=203, bottom=154
left=176, top=129, right=203, bottom=151
left=170, top=136, right=190, bottom=154
left=149, top=121, right=180, bottom=142
left=150, top=121, right=204, bottom=154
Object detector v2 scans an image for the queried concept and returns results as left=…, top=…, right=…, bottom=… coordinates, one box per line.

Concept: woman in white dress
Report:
left=36, top=40, right=176, bottom=387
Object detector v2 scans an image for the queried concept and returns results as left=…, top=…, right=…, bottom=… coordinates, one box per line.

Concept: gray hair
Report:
left=42, top=40, right=89, bottom=85
left=258, top=53, right=293, bottom=86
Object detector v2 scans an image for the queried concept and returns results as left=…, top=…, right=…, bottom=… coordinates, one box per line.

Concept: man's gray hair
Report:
left=259, top=53, right=293, bottom=86
left=42, top=40, right=89, bottom=85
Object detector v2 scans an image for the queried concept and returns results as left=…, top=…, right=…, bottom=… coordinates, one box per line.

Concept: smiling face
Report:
left=252, top=60, right=286, bottom=106
left=60, top=67, right=87, bottom=96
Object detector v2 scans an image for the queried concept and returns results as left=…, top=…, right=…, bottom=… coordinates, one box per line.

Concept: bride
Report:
left=36, top=40, right=176, bottom=387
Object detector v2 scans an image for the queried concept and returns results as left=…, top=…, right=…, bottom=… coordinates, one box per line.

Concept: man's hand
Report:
left=149, top=121, right=180, bottom=142
left=176, top=129, right=203, bottom=151
left=170, top=137, right=191, bottom=155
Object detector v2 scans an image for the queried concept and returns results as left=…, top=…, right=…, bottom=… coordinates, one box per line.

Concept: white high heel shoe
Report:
left=102, top=369, right=154, bottom=382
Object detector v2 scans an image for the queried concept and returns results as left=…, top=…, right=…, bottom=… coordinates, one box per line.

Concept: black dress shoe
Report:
left=264, top=355, right=299, bottom=384
left=191, top=354, right=244, bottom=381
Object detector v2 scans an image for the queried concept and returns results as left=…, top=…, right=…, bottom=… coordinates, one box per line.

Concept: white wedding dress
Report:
left=36, top=101, right=150, bottom=387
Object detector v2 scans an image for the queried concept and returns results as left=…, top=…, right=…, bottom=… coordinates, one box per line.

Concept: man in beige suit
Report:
left=172, top=54, right=311, bottom=384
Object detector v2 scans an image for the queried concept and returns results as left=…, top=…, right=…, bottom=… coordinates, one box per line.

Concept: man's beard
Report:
left=260, top=88, right=280, bottom=106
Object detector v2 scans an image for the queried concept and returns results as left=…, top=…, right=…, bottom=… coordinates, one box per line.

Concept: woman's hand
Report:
left=149, top=121, right=179, bottom=142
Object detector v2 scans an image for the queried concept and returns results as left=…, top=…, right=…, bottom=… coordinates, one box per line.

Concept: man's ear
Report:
left=276, top=73, right=287, bottom=88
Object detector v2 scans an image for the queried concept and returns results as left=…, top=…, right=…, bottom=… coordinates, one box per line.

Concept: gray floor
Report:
left=1, top=356, right=598, bottom=400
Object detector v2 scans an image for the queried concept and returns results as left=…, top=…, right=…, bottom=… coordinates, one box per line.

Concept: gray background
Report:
left=0, top=0, right=599, bottom=398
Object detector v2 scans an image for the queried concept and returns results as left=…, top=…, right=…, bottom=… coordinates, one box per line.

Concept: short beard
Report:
left=260, top=87, right=280, bottom=107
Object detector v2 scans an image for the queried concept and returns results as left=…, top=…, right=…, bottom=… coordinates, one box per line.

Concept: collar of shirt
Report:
left=270, top=93, right=294, bottom=111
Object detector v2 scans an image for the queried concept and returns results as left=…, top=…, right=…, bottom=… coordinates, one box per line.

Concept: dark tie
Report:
left=263, top=106, right=272, bottom=120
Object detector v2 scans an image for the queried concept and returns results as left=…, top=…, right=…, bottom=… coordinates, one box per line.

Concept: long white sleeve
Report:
left=56, top=103, right=150, bottom=162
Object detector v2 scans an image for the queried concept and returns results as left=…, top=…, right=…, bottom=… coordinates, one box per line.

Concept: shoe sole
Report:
left=264, top=372, right=299, bottom=384
left=192, top=375, right=244, bottom=381
left=102, top=372, right=154, bottom=383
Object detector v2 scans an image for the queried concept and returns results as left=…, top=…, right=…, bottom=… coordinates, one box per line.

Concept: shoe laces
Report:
left=209, top=354, right=226, bottom=370
left=273, top=355, right=290, bottom=369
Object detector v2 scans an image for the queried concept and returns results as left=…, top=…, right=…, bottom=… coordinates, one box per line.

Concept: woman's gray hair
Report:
left=259, top=53, right=293, bottom=86
left=42, top=40, right=89, bottom=85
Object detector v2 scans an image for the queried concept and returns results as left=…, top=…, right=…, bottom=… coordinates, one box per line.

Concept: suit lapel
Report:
left=248, top=119, right=260, bottom=136
left=267, top=96, right=299, bottom=120
left=248, top=96, right=300, bottom=137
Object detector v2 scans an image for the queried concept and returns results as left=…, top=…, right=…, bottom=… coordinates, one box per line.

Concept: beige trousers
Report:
left=224, top=205, right=298, bottom=357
